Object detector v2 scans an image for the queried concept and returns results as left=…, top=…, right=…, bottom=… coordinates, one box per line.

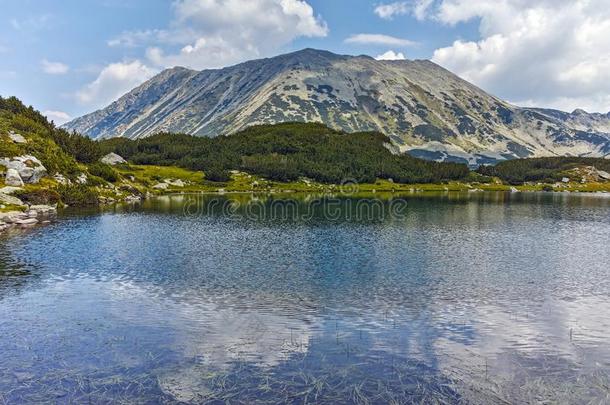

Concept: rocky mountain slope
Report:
left=63, top=49, right=610, bottom=165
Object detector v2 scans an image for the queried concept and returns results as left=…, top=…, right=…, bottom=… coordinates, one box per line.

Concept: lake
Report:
left=1, top=192, right=609, bottom=403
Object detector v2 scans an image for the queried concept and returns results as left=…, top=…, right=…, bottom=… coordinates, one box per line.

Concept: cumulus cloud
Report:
left=117, top=0, right=328, bottom=70
left=375, top=50, right=407, bottom=60
left=376, top=50, right=406, bottom=60
left=425, top=0, right=610, bottom=112
left=75, top=61, right=156, bottom=108
left=43, top=110, right=72, bottom=125
left=41, top=59, right=69, bottom=75
left=345, top=33, right=416, bottom=47
left=77, top=0, right=326, bottom=112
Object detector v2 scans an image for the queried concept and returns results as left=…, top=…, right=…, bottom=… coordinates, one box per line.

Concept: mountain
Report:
left=63, top=49, right=610, bottom=165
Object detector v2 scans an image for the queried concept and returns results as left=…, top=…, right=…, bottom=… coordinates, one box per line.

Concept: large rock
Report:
left=0, top=192, right=24, bottom=206
left=164, top=179, right=185, bottom=187
left=597, top=169, right=610, bottom=180
left=4, top=168, right=24, bottom=186
left=0, top=155, right=47, bottom=184
left=0, top=186, right=23, bottom=195
left=0, top=211, right=28, bottom=224
left=15, top=218, right=38, bottom=226
left=100, top=152, right=127, bottom=166
left=8, top=131, right=27, bottom=144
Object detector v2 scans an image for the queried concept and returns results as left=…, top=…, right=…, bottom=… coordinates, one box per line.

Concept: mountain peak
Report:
left=63, top=48, right=610, bottom=164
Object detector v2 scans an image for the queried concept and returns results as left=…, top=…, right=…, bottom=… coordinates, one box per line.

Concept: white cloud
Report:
left=107, top=29, right=168, bottom=48
left=345, top=33, right=416, bottom=47
left=140, top=0, right=328, bottom=70
left=375, top=1, right=433, bottom=20
left=426, top=0, right=610, bottom=112
left=374, top=2, right=409, bottom=19
left=75, top=61, right=156, bottom=108
left=77, top=0, right=326, bottom=113
left=41, top=59, right=69, bottom=75
left=43, top=110, right=72, bottom=125
left=376, top=50, right=406, bottom=60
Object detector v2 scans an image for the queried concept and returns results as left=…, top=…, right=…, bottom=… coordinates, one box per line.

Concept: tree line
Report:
left=98, top=123, right=470, bottom=183
left=476, top=156, right=610, bottom=184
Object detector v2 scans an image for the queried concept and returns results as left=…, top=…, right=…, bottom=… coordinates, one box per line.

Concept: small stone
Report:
left=29, top=204, right=56, bottom=213
left=153, top=183, right=169, bottom=190
left=53, top=173, right=71, bottom=185
left=15, top=218, right=38, bottom=226
left=76, top=173, right=88, bottom=184
left=124, top=195, right=141, bottom=202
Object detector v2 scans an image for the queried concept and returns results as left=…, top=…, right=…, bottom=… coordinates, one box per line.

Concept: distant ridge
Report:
left=63, top=48, right=610, bottom=165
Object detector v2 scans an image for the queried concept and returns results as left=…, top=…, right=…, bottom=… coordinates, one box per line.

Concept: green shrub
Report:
left=477, top=157, right=610, bottom=185
left=0, top=135, right=22, bottom=157
left=204, top=165, right=231, bottom=182
left=88, top=162, right=119, bottom=182
left=56, top=184, right=99, bottom=206
left=15, top=189, right=61, bottom=205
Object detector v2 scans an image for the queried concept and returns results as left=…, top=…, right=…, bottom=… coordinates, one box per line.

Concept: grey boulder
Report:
left=0, top=192, right=24, bottom=206
left=4, top=168, right=24, bottom=186
left=8, top=131, right=27, bottom=144
left=100, top=152, right=127, bottom=166
left=0, top=155, right=47, bottom=184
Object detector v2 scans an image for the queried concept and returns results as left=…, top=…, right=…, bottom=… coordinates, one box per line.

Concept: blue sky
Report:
left=1, top=0, right=609, bottom=124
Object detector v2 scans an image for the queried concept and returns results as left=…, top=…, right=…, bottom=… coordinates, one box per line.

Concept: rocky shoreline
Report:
left=0, top=204, right=57, bottom=233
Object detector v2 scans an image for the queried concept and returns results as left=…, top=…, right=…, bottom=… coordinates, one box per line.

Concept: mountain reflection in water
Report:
left=1, top=192, right=609, bottom=403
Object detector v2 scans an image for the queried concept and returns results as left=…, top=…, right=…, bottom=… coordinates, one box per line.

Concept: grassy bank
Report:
left=115, top=164, right=610, bottom=195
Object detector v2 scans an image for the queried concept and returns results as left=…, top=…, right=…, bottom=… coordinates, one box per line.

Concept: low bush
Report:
left=88, top=162, right=119, bottom=182
left=204, top=165, right=231, bottom=182
left=15, top=189, right=61, bottom=205
left=56, top=184, right=99, bottom=206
